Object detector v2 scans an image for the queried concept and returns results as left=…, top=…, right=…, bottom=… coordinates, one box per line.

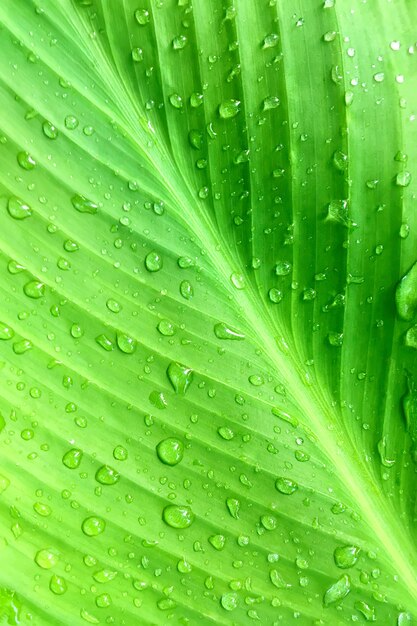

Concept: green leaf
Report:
left=0, top=1, right=416, bottom=624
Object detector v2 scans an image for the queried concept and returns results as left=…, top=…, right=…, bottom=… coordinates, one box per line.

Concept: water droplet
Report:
left=230, top=272, right=246, bottom=289
left=323, top=575, right=351, bottom=606
left=42, top=121, right=58, bottom=139
left=214, top=322, right=245, bottom=340
left=328, top=332, right=343, bottom=347
left=268, top=288, right=283, bottom=303
left=23, top=280, right=45, bottom=299
left=323, top=30, right=337, bottom=42
left=106, top=298, right=122, bottom=313
left=190, top=92, right=204, bottom=108
left=218, top=99, right=240, bottom=119
left=169, top=93, right=183, bottom=109
left=333, top=545, right=360, bottom=568
left=134, top=8, right=150, bottom=25
left=166, top=362, right=193, bottom=394
left=116, top=332, right=136, bottom=354
left=220, top=592, right=238, bottom=611
left=218, top=426, right=234, bottom=440
left=93, top=569, right=118, bottom=583
left=226, top=498, right=240, bottom=519
left=95, top=465, right=120, bottom=485
left=333, top=150, right=348, bottom=171
left=189, top=129, right=203, bottom=150
left=373, top=72, right=385, bottom=83
left=80, top=608, right=99, bottom=624
left=405, top=324, right=417, bottom=349
left=172, top=35, right=188, bottom=49
left=262, top=33, right=279, bottom=48
left=71, top=194, right=98, bottom=214
left=270, top=569, right=288, bottom=588
left=354, top=600, right=376, bottom=621
left=208, top=534, right=226, bottom=550
left=275, top=477, right=298, bottom=495
left=162, top=505, right=194, bottom=528
left=50, top=575, right=67, bottom=595
left=17, top=151, right=36, bottom=170
left=157, top=320, right=175, bottom=336
left=396, top=171, right=412, bottom=187
left=400, top=223, right=410, bottom=239
left=82, top=516, right=106, bottom=536
left=249, top=374, right=264, bottom=386
left=62, top=448, right=83, bottom=469
left=275, top=261, right=292, bottom=276
left=263, top=96, right=280, bottom=110
left=96, top=593, right=111, bottom=608
left=65, top=115, right=79, bottom=130
left=113, top=445, right=128, bottom=461
left=13, top=339, right=33, bottom=355
left=7, top=197, right=32, bottom=220
left=149, top=390, right=167, bottom=409
left=0, top=323, right=14, bottom=340
left=396, top=262, right=417, bottom=321
left=35, top=548, right=59, bottom=569
left=145, top=251, right=163, bottom=272
left=33, top=502, right=52, bottom=517
left=131, top=47, right=143, bottom=62
left=95, top=334, right=114, bottom=351
left=180, top=280, right=193, bottom=299
left=156, top=438, right=184, bottom=465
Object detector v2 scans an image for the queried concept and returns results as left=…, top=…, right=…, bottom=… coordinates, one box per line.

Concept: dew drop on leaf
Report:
left=180, top=280, right=193, bottom=299
left=65, top=115, right=79, bottom=130
left=23, top=280, right=45, bottom=299
left=172, top=35, right=187, bottom=49
left=333, top=545, right=360, bottom=568
left=268, top=288, right=283, bottom=303
left=131, top=47, right=143, bottom=62
left=263, top=96, right=280, bottom=110
left=82, top=516, right=106, bottom=537
left=262, top=33, right=279, bottom=48
left=95, top=465, right=120, bottom=485
left=226, top=498, right=240, bottom=519
left=13, top=339, right=33, bottom=355
left=395, top=262, right=417, bottom=321
left=42, top=121, right=58, bottom=139
left=71, top=194, right=98, bottom=214
left=270, top=569, right=288, bottom=588
left=17, top=151, right=36, bottom=170
left=157, top=320, right=175, bottom=336
left=116, top=332, right=136, bottom=354
left=218, top=99, right=240, bottom=119
left=0, top=323, right=14, bottom=340
left=62, top=448, right=83, bottom=469
left=145, top=251, right=163, bottom=272
left=35, top=548, right=59, bottom=569
left=113, top=445, right=128, bottom=461
left=49, top=575, right=67, bottom=595
left=209, top=534, right=226, bottom=550
left=354, top=600, right=376, bottom=621
left=169, top=93, right=183, bottom=109
left=166, top=362, right=193, bottom=394
left=134, top=8, right=150, bottom=25
left=156, top=438, right=184, bottom=465
left=396, top=171, right=412, bottom=187
left=220, top=592, right=238, bottom=611
left=93, top=569, right=118, bottom=583
left=162, top=505, right=194, bottom=528
left=405, top=324, right=417, bottom=349
left=7, top=197, right=32, bottom=220
left=275, top=477, right=298, bottom=494
left=323, top=575, right=351, bottom=606
left=214, top=322, right=245, bottom=340
left=95, top=334, right=114, bottom=351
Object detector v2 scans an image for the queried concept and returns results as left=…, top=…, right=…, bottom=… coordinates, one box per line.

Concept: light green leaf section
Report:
left=0, top=0, right=416, bottom=624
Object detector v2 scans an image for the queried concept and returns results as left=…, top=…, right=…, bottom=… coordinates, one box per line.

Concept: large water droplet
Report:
left=35, top=548, right=59, bottom=569
left=13, top=339, right=33, bottom=355
left=50, top=575, right=67, bottom=595
left=333, top=545, right=360, bottom=568
left=209, top=534, right=226, bottom=550
left=0, top=323, right=14, bottom=340
left=166, top=362, right=193, bottom=394
left=270, top=569, right=288, bottom=588
left=262, top=33, right=279, bottom=48
left=7, top=197, right=32, bottom=220
left=275, top=477, right=298, bottom=494
left=156, top=438, right=184, bottom=465
left=93, top=569, right=118, bottom=583
left=214, top=322, right=245, bottom=340
left=220, top=592, right=238, bottom=611
left=116, top=332, right=136, bottom=354
left=145, top=251, right=163, bottom=272
left=95, top=465, right=120, bottom=485
left=162, top=505, right=194, bottom=528
left=62, top=448, right=83, bottom=469
left=82, top=516, right=106, bottom=536
left=323, top=575, right=351, bottom=606
left=71, top=194, right=98, bottom=214
left=172, top=35, right=188, bottom=49
left=218, top=99, right=240, bottom=119
left=17, top=151, right=36, bottom=170
left=134, top=8, right=150, bottom=25
left=226, top=498, right=240, bottom=519
left=396, top=262, right=417, bottom=321
left=23, top=280, right=45, bottom=299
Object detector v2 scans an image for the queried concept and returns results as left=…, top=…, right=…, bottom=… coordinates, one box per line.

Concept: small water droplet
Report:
left=172, top=35, right=188, bottom=49
left=263, top=96, right=280, bottom=110
left=13, top=339, right=33, bottom=355
left=65, top=115, right=79, bottom=130
left=113, top=445, right=128, bottom=461
left=323, top=575, right=351, bottom=606
left=268, top=288, right=283, bottom=303
left=0, top=322, right=14, bottom=340
left=42, top=121, right=58, bottom=139
left=180, top=280, right=193, bottom=299
left=157, top=320, right=175, bottom=336
left=35, top=548, right=59, bottom=569
left=134, top=8, right=150, bottom=25
left=17, top=151, right=36, bottom=170
left=23, top=280, right=45, bottom=299
left=214, top=322, right=245, bottom=340
left=396, top=262, right=417, bottom=321
left=226, top=498, right=240, bottom=519
left=50, top=575, right=67, bottom=595
left=333, top=545, right=360, bottom=568
left=220, top=592, right=238, bottom=611
left=169, top=93, right=183, bottom=109
left=262, top=33, right=279, bottom=48
left=396, top=171, right=412, bottom=187
left=116, top=332, right=136, bottom=354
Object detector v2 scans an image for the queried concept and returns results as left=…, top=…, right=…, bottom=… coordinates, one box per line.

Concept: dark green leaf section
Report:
left=0, top=1, right=416, bottom=625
